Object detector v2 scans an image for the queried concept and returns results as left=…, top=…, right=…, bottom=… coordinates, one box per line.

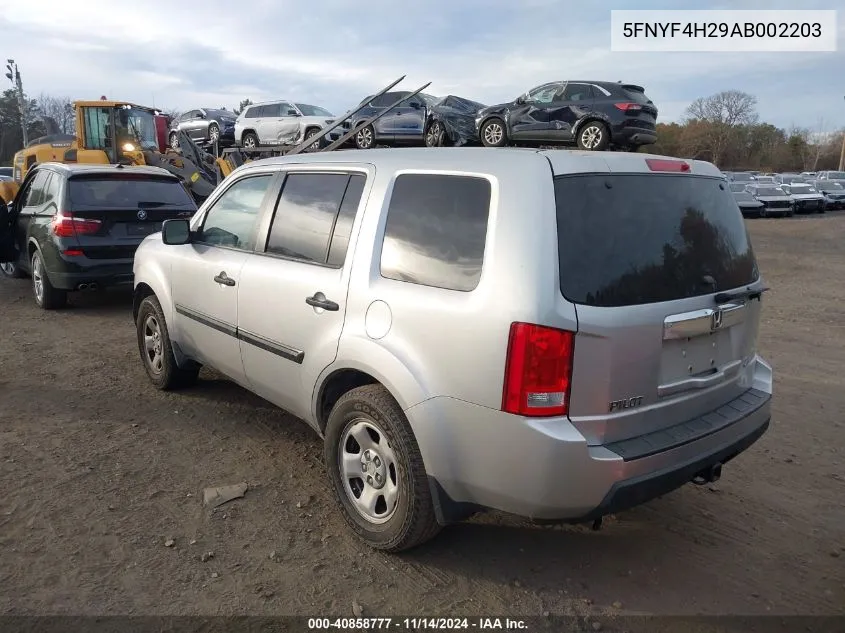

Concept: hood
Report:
left=754, top=195, right=791, bottom=202
left=788, top=193, right=824, bottom=201
left=477, top=100, right=515, bottom=118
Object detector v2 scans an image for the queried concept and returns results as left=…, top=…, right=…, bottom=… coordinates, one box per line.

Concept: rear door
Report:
left=237, top=168, right=368, bottom=420
left=551, top=165, right=763, bottom=447
left=547, top=83, right=595, bottom=141
left=65, top=173, right=197, bottom=260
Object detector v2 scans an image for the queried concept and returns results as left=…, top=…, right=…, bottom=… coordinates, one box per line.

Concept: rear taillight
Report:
left=51, top=212, right=102, bottom=237
left=614, top=102, right=643, bottom=112
left=502, top=323, right=574, bottom=417
left=646, top=158, right=690, bottom=173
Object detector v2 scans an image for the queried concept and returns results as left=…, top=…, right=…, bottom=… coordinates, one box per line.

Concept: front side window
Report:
left=199, top=174, right=274, bottom=250
left=22, top=171, right=51, bottom=208
left=380, top=174, right=491, bottom=292
left=528, top=83, right=563, bottom=104
left=265, top=172, right=365, bottom=266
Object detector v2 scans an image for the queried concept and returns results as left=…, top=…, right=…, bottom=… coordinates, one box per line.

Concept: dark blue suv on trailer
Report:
left=475, top=80, right=658, bottom=151
left=345, top=91, right=440, bottom=149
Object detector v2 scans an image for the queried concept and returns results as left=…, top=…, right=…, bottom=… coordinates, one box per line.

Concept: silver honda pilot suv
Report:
left=133, top=147, right=773, bottom=552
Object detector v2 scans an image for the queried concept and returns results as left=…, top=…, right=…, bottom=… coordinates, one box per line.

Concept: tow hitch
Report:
left=692, top=462, right=722, bottom=485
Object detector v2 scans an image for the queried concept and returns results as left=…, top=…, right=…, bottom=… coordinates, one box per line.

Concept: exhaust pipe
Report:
left=77, top=283, right=89, bottom=291
left=692, top=462, right=722, bottom=485
left=88, top=282, right=99, bottom=291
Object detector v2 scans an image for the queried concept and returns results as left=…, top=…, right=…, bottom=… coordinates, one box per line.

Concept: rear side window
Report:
left=554, top=174, right=758, bottom=307
left=68, top=176, right=195, bottom=208
left=265, top=172, right=365, bottom=266
left=380, top=174, right=491, bottom=292
left=621, top=86, right=652, bottom=105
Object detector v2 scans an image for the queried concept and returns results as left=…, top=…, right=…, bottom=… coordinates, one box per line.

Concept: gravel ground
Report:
left=0, top=214, right=843, bottom=620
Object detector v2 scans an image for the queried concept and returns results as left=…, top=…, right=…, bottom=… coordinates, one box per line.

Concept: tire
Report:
left=136, top=295, right=199, bottom=390
left=303, top=128, right=321, bottom=152
left=577, top=121, right=610, bottom=151
left=354, top=125, right=375, bottom=150
left=241, top=132, right=259, bottom=149
left=1, top=260, right=24, bottom=279
left=31, top=250, right=66, bottom=310
left=480, top=118, right=507, bottom=148
left=169, top=132, right=179, bottom=149
left=207, top=123, right=220, bottom=144
left=324, top=384, right=441, bottom=552
left=425, top=120, right=447, bottom=147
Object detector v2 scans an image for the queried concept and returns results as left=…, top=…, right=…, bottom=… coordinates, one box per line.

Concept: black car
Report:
left=345, top=91, right=440, bottom=149
left=0, top=163, right=197, bottom=309
left=730, top=183, right=764, bottom=217
left=424, top=95, right=488, bottom=147
left=169, top=108, right=237, bottom=149
left=474, top=80, right=658, bottom=151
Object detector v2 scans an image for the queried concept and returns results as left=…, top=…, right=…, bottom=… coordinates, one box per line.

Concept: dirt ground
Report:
left=0, top=214, right=843, bottom=620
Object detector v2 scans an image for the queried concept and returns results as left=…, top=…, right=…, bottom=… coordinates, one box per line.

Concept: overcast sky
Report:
left=1, top=0, right=842, bottom=130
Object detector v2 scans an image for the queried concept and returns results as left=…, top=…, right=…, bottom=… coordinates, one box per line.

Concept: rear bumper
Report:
left=612, top=125, right=657, bottom=146
left=407, top=357, right=773, bottom=524
left=48, top=260, right=134, bottom=290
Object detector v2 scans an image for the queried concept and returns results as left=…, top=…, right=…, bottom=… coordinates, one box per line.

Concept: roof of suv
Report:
left=35, top=162, right=179, bottom=178
left=236, top=147, right=721, bottom=178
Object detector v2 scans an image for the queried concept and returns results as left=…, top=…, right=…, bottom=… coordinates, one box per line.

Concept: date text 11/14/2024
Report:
left=307, top=617, right=529, bottom=630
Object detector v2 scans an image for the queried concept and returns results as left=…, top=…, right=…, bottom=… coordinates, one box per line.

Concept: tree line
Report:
left=1, top=88, right=841, bottom=173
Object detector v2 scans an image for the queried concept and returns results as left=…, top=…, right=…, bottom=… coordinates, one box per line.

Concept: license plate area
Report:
left=660, top=330, right=734, bottom=386
left=126, top=222, right=162, bottom=236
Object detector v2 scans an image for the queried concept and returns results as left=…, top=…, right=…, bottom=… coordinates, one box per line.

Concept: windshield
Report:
left=554, top=174, right=757, bottom=307
left=753, top=176, right=775, bottom=184
left=787, top=185, right=816, bottom=194
left=754, top=186, right=786, bottom=196
left=816, top=181, right=844, bottom=191
left=733, top=191, right=756, bottom=202
left=729, top=183, right=747, bottom=193
left=68, top=175, right=195, bottom=208
left=119, top=107, right=159, bottom=151
left=417, top=93, right=440, bottom=106
left=778, top=175, right=805, bottom=184
left=294, top=103, right=334, bottom=117
left=731, top=173, right=753, bottom=182
left=824, top=171, right=845, bottom=179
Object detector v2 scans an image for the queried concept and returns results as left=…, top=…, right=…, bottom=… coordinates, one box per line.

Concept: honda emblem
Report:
left=711, top=309, right=723, bottom=331
left=137, top=209, right=147, bottom=220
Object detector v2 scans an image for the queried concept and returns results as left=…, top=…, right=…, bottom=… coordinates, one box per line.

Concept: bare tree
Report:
left=35, top=93, right=74, bottom=135
left=233, top=98, right=253, bottom=116
left=685, top=90, right=758, bottom=166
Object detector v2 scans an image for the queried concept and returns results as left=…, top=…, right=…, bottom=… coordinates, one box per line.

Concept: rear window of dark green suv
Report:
left=554, top=174, right=758, bottom=307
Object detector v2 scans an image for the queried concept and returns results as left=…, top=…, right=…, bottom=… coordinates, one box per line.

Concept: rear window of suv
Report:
left=554, top=174, right=758, bottom=307
left=68, top=175, right=195, bottom=209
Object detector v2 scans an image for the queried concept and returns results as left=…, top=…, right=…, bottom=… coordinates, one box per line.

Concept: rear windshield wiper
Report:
left=714, top=286, right=770, bottom=304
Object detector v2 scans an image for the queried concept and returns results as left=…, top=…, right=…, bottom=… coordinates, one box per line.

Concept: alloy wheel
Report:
left=580, top=126, right=603, bottom=149
left=143, top=314, right=164, bottom=375
left=483, top=122, right=503, bottom=146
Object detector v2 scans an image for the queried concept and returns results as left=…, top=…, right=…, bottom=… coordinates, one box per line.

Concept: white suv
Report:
left=133, top=148, right=772, bottom=552
left=234, top=101, right=341, bottom=149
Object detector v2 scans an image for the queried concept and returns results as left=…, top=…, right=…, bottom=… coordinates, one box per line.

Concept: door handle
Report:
left=305, top=292, right=339, bottom=311
left=213, top=271, right=236, bottom=287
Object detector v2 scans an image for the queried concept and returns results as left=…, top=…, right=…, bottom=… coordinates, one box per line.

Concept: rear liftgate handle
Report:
left=305, top=291, right=339, bottom=311
left=213, top=271, right=236, bottom=287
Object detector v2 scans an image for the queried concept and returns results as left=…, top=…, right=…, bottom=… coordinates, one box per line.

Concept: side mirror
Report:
left=287, top=109, right=300, bottom=116
left=162, top=218, right=191, bottom=245
left=195, top=112, right=205, bottom=119
left=515, top=95, right=526, bottom=105
left=409, top=101, right=421, bottom=109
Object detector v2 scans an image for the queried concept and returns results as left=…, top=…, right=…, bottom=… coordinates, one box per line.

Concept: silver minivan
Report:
left=132, top=148, right=773, bottom=552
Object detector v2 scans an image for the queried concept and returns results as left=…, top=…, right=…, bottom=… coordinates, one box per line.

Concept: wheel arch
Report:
left=240, top=128, right=258, bottom=144
left=574, top=115, right=613, bottom=141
